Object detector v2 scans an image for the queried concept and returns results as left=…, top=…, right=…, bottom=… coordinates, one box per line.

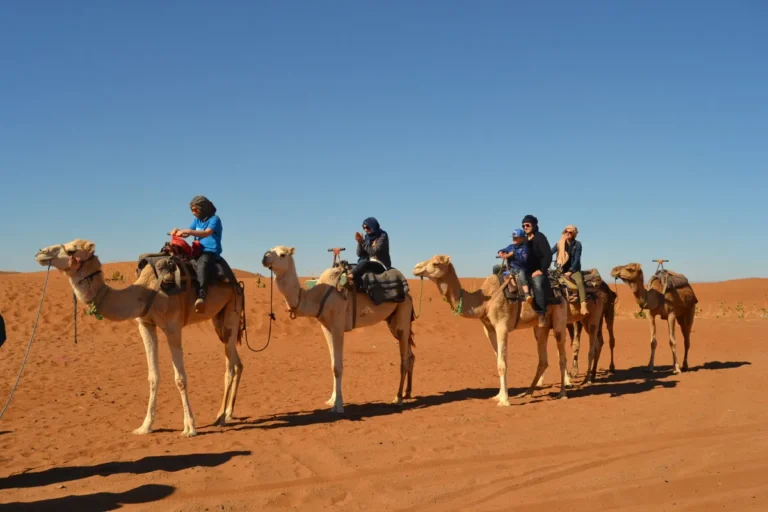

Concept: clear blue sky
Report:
left=1, top=1, right=766, bottom=281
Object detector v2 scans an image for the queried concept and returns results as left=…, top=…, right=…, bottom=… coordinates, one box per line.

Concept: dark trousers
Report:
left=531, top=273, right=551, bottom=314
left=196, top=252, right=217, bottom=298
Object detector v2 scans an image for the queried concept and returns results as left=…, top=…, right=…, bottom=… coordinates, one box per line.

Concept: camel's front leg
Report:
left=133, top=321, right=159, bottom=435
left=494, top=322, right=510, bottom=406
left=667, top=311, right=681, bottom=374
left=517, top=326, right=549, bottom=398
left=604, top=305, right=617, bottom=372
left=584, top=320, right=602, bottom=385
left=482, top=322, right=503, bottom=403
left=167, top=330, right=197, bottom=436
left=321, top=324, right=345, bottom=413
left=568, top=321, right=582, bottom=377
left=647, top=313, right=658, bottom=372
left=681, top=314, right=693, bottom=372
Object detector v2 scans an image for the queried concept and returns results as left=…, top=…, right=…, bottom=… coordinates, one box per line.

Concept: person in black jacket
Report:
left=522, top=214, right=554, bottom=327
left=352, top=217, right=391, bottom=285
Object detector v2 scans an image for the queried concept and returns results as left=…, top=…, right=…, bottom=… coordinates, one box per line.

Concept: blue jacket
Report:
left=498, top=242, right=528, bottom=271
left=552, top=239, right=582, bottom=273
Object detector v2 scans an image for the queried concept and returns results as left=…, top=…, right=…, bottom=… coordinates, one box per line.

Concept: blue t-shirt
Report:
left=189, top=215, right=223, bottom=256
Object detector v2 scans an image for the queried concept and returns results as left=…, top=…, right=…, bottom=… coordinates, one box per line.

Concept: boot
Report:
left=195, top=291, right=207, bottom=313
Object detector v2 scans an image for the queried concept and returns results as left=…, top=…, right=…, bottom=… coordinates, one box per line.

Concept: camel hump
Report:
left=650, top=269, right=691, bottom=289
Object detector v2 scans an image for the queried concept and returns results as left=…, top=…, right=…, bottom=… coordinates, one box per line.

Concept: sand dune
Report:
left=1, top=263, right=767, bottom=510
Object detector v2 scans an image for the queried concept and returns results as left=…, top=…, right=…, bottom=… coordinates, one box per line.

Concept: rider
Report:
left=522, top=214, right=554, bottom=327
left=553, top=224, right=588, bottom=315
left=171, top=195, right=223, bottom=313
left=495, top=228, right=532, bottom=304
left=353, top=217, right=391, bottom=283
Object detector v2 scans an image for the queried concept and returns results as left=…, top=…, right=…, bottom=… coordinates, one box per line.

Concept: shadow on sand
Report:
left=216, top=359, right=752, bottom=430
left=0, top=451, right=250, bottom=490
left=0, top=484, right=175, bottom=512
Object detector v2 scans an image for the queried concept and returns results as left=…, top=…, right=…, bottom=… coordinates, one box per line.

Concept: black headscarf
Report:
left=522, top=214, right=539, bottom=232
left=362, top=217, right=381, bottom=242
left=190, top=196, right=217, bottom=221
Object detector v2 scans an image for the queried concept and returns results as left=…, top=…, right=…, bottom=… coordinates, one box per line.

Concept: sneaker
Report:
left=195, top=297, right=206, bottom=313
left=580, top=302, right=589, bottom=316
left=538, top=314, right=547, bottom=328
left=524, top=294, right=533, bottom=305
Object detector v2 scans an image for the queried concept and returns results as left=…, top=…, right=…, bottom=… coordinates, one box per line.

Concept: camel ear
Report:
left=434, top=255, right=451, bottom=265
left=288, top=247, right=295, bottom=255
left=82, top=241, right=95, bottom=254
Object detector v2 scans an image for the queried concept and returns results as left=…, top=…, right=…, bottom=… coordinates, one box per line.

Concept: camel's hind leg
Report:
left=213, top=304, right=244, bottom=426
left=387, top=302, right=416, bottom=405
left=681, top=314, right=693, bottom=372
left=667, top=311, right=681, bottom=374
left=584, top=316, right=603, bottom=385
left=133, top=321, right=159, bottom=435
left=647, top=314, right=658, bottom=372
left=517, top=326, right=549, bottom=398
left=165, top=329, right=197, bottom=437
left=320, top=324, right=345, bottom=413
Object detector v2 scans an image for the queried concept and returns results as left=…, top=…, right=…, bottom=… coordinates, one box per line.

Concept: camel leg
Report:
left=320, top=324, right=345, bottom=413
left=568, top=321, right=582, bottom=377
left=494, top=322, right=510, bottom=406
left=681, top=314, right=693, bottom=371
left=517, top=326, right=549, bottom=398
left=553, top=327, right=569, bottom=399
left=166, top=330, right=197, bottom=436
left=667, top=312, right=681, bottom=374
left=585, top=318, right=602, bottom=385
left=213, top=309, right=244, bottom=426
left=647, top=314, right=658, bottom=372
left=133, top=321, right=159, bottom=435
left=604, top=303, right=617, bottom=372
left=482, top=321, right=505, bottom=403
left=387, top=304, right=414, bottom=405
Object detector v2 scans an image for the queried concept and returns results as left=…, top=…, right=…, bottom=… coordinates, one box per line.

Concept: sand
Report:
left=1, top=263, right=767, bottom=511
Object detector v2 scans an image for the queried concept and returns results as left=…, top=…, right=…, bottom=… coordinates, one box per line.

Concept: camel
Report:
left=413, top=255, right=606, bottom=405
left=35, top=239, right=244, bottom=437
left=567, top=281, right=618, bottom=376
left=261, top=246, right=415, bottom=413
left=611, top=263, right=698, bottom=373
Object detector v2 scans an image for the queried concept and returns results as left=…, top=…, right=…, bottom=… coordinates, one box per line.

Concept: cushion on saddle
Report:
left=360, top=268, right=410, bottom=305
left=649, top=269, right=690, bottom=289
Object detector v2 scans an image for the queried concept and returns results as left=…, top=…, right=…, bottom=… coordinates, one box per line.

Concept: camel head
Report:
left=261, top=246, right=296, bottom=275
left=35, top=239, right=96, bottom=272
left=413, top=255, right=453, bottom=280
left=611, top=263, right=643, bottom=283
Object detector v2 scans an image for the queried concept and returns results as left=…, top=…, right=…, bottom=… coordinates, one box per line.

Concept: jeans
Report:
left=195, top=252, right=217, bottom=299
left=530, top=273, right=551, bottom=314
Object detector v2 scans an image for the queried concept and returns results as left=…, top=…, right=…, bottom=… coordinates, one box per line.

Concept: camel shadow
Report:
left=211, top=387, right=522, bottom=433
left=0, top=483, right=175, bottom=512
left=591, top=360, right=752, bottom=385
left=0, top=451, right=250, bottom=490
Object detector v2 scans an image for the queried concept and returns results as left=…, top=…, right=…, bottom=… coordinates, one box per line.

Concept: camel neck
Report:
left=436, top=267, right=484, bottom=318
left=274, top=262, right=303, bottom=314
left=69, top=259, right=154, bottom=321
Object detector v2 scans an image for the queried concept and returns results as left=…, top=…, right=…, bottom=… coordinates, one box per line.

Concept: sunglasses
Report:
left=522, top=223, right=532, bottom=228
left=565, top=231, right=574, bottom=235
left=363, top=225, right=371, bottom=230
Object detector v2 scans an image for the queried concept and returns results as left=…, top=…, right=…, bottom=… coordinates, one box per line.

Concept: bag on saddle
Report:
left=360, top=268, right=410, bottom=305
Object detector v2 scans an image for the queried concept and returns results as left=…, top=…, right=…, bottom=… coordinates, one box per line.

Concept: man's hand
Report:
left=355, top=232, right=364, bottom=243
left=532, top=270, right=543, bottom=277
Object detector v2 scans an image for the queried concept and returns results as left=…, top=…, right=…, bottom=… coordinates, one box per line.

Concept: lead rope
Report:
left=244, top=269, right=275, bottom=353
left=0, top=263, right=52, bottom=420
left=414, top=277, right=424, bottom=319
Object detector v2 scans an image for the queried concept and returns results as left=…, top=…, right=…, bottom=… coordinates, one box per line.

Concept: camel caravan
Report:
left=33, top=199, right=698, bottom=436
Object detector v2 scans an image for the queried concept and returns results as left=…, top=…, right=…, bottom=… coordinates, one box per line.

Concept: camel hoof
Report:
left=497, top=398, right=511, bottom=407
left=672, top=367, right=682, bottom=375
left=325, top=397, right=336, bottom=406
left=403, top=392, right=412, bottom=399
left=609, top=364, right=616, bottom=373
left=391, top=397, right=404, bottom=406
left=681, top=365, right=689, bottom=372
left=557, top=392, right=568, bottom=400
left=213, top=416, right=227, bottom=427
left=330, top=404, right=345, bottom=414
left=515, top=391, right=531, bottom=400
left=181, top=428, right=198, bottom=438
left=132, top=426, right=152, bottom=435
left=645, top=366, right=655, bottom=373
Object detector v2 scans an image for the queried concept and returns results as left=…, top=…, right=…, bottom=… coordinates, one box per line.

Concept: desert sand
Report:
left=1, top=262, right=767, bottom=511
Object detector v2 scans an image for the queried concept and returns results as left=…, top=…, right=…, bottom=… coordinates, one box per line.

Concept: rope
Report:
left=244, top=269, right=274, bottom=353
left=414, top=277, right=424, bottom=319
left=0, top=263, right=51, bottom=420
left=73, top=292, right=78, bottom=344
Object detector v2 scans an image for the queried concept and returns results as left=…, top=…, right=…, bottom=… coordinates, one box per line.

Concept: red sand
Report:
left=1, top=265, right=767, bottom=510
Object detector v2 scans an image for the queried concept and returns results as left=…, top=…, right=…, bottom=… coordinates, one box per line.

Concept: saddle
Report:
left=649, top=269, right=690, bottom=292
left=335, top=260, right=410, bottom=306
left=555, top=268, right=602, bottom=304
left=136, top=250, right=240, bottom=297
left=495, top=270, right=563, bottom=306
